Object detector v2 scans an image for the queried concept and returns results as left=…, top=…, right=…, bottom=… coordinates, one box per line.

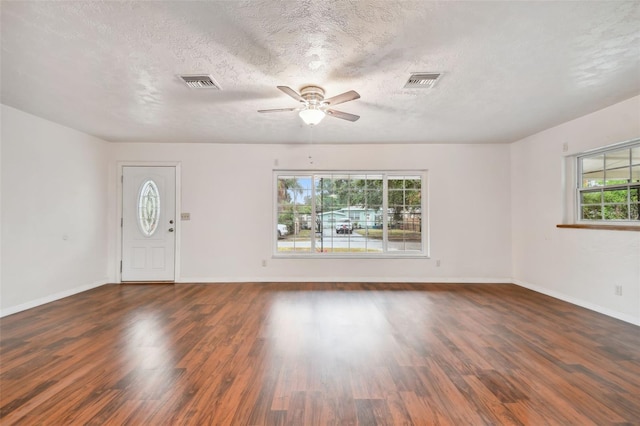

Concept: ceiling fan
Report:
left=258, top=86, right=360, bottom=125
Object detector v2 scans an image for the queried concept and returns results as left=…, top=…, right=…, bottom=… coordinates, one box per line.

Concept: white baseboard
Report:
left=177, top=276, right=513, bottom=284
left=514, top=279, right=639, bottom=326
left=0, top=280, right=109, bottom=318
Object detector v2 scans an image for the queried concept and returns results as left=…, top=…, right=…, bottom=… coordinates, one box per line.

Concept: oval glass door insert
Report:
left=138, top=179, right=160, bottom=236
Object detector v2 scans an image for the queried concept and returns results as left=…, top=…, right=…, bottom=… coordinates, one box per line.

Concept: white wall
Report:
left=1, top=105, right=109, bottom=315
left=511, top=95, right=640, bottom=325
left=6, top=94, right=637, bottom=323
left=109, top=143, right=512, bottom=283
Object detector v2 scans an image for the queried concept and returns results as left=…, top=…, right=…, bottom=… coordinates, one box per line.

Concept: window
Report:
left=138, top=179, right=160, bottom=236
left=578, top=140, right=640, bottom=222
left=275, top=171, right=427, bottom=256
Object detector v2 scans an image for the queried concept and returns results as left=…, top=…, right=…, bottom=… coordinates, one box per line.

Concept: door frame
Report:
left=115, top=161, right=181, bottom=283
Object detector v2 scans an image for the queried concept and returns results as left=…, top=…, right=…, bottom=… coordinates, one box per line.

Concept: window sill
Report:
left=556, top=224, right=640, bottom=232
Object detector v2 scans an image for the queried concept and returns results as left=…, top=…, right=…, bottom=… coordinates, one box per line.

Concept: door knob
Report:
left=168, top=228, right=174, bottom=232
left=169, top=220, right=174, bottom=224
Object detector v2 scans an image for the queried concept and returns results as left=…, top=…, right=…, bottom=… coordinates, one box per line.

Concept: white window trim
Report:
left=273, top=170, right=429, bottom=258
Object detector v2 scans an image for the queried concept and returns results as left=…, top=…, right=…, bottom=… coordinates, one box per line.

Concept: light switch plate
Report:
left=181, top=212, right=191, bottom=221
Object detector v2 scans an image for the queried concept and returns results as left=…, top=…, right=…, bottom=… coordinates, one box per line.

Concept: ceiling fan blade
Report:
left=326, top=109, right=360, bottom=122
left=258, top=107, right=299, bottom=113
left=323, top=90, right=360, bottom=106
left=277, top=86, right=304, bottom=102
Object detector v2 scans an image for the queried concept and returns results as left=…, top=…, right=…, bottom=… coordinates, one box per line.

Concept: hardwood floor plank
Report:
left=398, top=391, right=450, bottom=425
left=96, top=400, right=142, bottom=425
left=284, top=390, right=306, bottom=425
left=505, top=400, right=566, bottom=426
left=416, top=359, right=488, bottom=424
left=383, top=392, right=414, bottom=425
left=475, top=370, right=529, bottom=403
left=355, top=399, right=393, bottom=426
left=461, top=375, right=526, bottom=426
left=1, top=283, right=639, bottom=425
left=387, top=364, right=428, bottom=396
left=0, top=379, right=57, bottom=418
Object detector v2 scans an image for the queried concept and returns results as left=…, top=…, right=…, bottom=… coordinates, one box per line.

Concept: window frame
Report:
left=576, top=138, right=640, bottom=224
left=273, top=170, right=429, bottom=258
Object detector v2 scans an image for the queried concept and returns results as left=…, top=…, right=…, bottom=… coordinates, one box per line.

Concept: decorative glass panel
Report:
left=138, top=180, right=160, bottom=237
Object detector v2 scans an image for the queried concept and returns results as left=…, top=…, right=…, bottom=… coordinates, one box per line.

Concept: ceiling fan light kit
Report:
left=299, top=106, right=325, bottom=126
left=298, top=86, right=326, bottom=125
left=259, top=85, right=360, bottom=125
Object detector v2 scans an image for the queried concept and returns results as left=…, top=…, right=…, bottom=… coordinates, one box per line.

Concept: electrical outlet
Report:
left=615, top=285, right=623, bottom=296
left=436, top=260, right=441, bottom=267
left=562, top=142, right=568, bottom=152
left=262, top=259, right=267, bottom=267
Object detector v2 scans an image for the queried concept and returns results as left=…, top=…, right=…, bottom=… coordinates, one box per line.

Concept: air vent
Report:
left=404, top=73, right=442, bottom=89
left=179, top=74, right=221, bottom=90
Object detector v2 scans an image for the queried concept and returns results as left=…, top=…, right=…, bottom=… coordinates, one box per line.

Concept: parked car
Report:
left=277, top=223, right=288, bottom=239
left=335, top=219, right=353, bottom=234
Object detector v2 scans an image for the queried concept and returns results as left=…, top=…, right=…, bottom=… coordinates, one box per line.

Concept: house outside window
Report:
left=275, top=171, right=427, bottom=257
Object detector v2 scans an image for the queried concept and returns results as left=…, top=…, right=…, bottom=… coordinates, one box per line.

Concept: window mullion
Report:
left=382, top=175, right=389, bottom=253
left=627, top=148, right=633, bottom=220
left=310, top=174, right=316, bottom=252
left=576, top=156, right=583, bottom=219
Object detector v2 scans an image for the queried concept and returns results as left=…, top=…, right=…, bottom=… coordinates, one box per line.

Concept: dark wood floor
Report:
left=1, top=283, right=639, bottom=425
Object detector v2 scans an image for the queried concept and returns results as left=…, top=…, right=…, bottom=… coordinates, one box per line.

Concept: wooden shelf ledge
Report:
left=557, top=224, right=640, bottom=232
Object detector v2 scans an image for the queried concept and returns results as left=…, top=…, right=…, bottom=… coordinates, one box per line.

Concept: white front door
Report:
left=122, top=166, right=176, bottom=281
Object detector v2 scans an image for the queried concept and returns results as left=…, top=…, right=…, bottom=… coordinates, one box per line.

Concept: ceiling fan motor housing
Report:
left=300, top=86, right=325, bottom=106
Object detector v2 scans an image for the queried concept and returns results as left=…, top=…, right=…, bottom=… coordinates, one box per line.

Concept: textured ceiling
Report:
left=1, top=1, right=639, bottom=144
